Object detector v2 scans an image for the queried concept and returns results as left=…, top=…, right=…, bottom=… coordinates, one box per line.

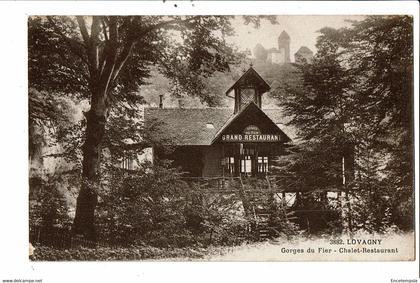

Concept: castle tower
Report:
left=278, top=31, right=291, bottom=63
left=294, top=46, right=314, bottom=64
left=253, top=43, right=267, bottom=61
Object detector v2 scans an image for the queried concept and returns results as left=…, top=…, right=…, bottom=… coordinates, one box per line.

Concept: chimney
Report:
left=159, top=95, right=163, bottom=109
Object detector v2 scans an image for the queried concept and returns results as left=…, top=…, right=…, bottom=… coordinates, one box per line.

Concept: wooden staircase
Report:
left=239, top=176, right=281, bottom=240
left=256, top=213, right=270, bottom=240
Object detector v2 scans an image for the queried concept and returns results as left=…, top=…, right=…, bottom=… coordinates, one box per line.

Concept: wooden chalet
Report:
left=144, top=67, right=350, bottom=237
left=145, top=67, right=293, bottom=179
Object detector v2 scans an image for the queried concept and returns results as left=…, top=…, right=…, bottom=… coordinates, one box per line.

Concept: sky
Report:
left=227, top=15, right=366, bottom=60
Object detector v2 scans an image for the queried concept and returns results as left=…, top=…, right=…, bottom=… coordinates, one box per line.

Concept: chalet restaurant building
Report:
left=145, top=67, right=292, bottom=178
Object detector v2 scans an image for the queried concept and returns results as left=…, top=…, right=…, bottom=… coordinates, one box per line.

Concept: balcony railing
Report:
left=179, top=175, right=343, bottom=201
left=179, top=175, right=300, bottom=193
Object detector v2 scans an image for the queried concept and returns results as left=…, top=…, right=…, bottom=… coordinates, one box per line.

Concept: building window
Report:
left=240, top=155, right=252, bottom=175
left=121, top=155, right=135, bottom=170
left=257, top=156, right=269, bottom=173
left=227, top=157, right=235, bottom=174
left=240, top=88, right=255, bottom=108
left=224, top=156, right=235, bottom=175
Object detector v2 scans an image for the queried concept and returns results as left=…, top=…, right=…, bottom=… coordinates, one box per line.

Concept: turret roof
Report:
left=295, top=46, right=313, bottom=54
left=278, top=31, right=290, bottom=40
left=225, top=67, right=270, bottom=96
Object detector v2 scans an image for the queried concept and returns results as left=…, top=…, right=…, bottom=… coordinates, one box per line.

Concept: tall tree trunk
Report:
left=71, top=16, right=118, bottom=241
left=72, top=100, right=107, bottom=241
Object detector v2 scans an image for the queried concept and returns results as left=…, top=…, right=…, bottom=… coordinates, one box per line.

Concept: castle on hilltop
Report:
left=253, top=30, right=314, bottom=65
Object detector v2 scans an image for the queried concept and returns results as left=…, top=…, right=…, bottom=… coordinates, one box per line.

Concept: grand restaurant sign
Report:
left=221, top=134, right=282, bottom=142
left=221, top=125, right=282, bottom=142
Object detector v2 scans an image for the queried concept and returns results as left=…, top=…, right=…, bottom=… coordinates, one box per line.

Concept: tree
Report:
left=28, top=15, right=277, bottom=240
left=345, top=16, right=414, bottom=231
left=274, top=26, right=356, bottom=192
left=273, top=16, right=413, bottom=232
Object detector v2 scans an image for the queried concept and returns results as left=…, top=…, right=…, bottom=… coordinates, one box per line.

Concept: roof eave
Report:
left=224, top=67, right=271, bottom=96
left=211, top=102, right=292, bottom=144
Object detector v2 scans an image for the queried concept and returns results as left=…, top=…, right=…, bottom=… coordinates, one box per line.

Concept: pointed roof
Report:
left=144, top=106, right=294, bottom=146
left=278, top=30, right=290, bottom=40
left=211, top=102, right=291, bottom=144
left=253, top=43, right=265, bottom=51
left=225, top=67, right=270, bottom=96
left=296, top=46, right=313, bottom=54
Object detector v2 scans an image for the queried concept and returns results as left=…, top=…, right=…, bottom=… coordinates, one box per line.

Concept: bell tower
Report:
left=225, top=66, right=271, bottom=114
left=278, top=30, right=291, bottom=63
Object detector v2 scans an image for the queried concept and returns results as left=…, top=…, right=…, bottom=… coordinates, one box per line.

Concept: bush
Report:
left=392, top=196, right=414, bottom=231
left=29, top=176, right=72, bottom=246
left=97, top=163, right=250, bottom=248
left=290, top=192, right=342, bottom=235
left=267, top=201, right=299, bottom=238
left=30, top=245, right=211, bottom=261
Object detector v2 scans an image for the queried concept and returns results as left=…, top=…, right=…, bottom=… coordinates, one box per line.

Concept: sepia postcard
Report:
left=27, top=13, right=415, bottom=262
left=0, top=1, right=419, bottom=283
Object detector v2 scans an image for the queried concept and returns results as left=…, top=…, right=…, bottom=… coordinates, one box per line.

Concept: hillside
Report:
left=251, top=59, right=302, bottom=108
left=140, top=61, right=302, bottom=109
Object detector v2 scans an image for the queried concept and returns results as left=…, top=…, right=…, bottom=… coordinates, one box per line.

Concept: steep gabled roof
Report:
left=225, top=67, right=270, bottom=96
left=144, top=106, right=294, bottom=146
left=145, top=108, right=231, bottom=145
left=211, top=102, right=291, bottom=144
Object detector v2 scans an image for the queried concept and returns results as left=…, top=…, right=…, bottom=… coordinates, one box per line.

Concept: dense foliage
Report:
left=30, top=245, right=213, bottom=261
left=28, top=16, right=277, bottom=239
left=28, top=16, right=414, bottom=257
left=29, top=176, right=72, bottom=230
left=98, top=163, right=257, bottom=247
left=273, top=15, right=413, bottom=233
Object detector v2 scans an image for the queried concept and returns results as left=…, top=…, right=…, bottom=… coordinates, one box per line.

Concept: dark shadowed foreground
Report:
left=30, top=231, right=413, bottom=261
